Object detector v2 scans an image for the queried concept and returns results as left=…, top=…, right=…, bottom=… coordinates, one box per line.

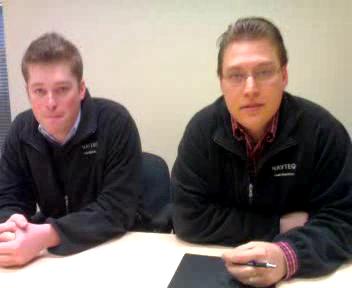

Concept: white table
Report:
left=0, top=232, right=350, bottom=288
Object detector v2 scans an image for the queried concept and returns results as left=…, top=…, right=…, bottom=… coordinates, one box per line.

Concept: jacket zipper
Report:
left=248, top=183, right=254, bottom=205
left=247, top=140, right=297, bottom=205
left=256, top=140, right=297, bottom=174
left=64, top=195, right=69, bottom=214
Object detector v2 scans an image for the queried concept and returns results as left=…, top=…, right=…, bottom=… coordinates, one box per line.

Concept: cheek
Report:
left=223, top=93, right=241, bottom=118
left=221, top=80, right=241, bottom=101
left=64, top=93, right=80, bottom=105
left=30, top=101, right=43, bottom=113
left=265, top=89, right=283, bottom=113
left=62, top=95, right=82, bottom=114
left=223, top=87, right=240, bottom=105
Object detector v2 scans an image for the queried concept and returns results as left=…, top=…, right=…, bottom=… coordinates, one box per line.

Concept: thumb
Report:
left=7, top=214, right=28, bottom=229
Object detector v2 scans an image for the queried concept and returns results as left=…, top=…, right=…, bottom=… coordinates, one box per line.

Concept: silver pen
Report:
left=236, top=260, right=277, bottom=269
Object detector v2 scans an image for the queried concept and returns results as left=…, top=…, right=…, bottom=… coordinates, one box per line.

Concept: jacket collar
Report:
left=20, top=89, right=97, bottom=154
left=68, top=89, right=97, bottom=147
left=212, top=98, right=246, bottom=158
left=213, top=91, right=301, bottom=158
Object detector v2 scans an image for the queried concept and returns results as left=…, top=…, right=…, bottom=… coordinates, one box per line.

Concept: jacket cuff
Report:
left=275, top=241, right=299, bottom=279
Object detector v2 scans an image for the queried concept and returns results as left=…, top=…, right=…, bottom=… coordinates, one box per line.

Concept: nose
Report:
left=243, top=75, right=259, bottom=96
left=46, top=93, right=57, bottom=110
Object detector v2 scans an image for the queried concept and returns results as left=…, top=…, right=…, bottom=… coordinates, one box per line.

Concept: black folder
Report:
left=167, top=253, right=257, bottom=288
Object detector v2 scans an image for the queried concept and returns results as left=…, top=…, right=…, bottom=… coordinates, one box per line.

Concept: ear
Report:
left=79, top=80, right=86, bottom=100
left=281, top=65, right=288, bottom=88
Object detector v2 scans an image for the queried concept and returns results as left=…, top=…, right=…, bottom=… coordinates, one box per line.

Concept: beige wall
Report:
left=3, top=0, right=352, bottom=167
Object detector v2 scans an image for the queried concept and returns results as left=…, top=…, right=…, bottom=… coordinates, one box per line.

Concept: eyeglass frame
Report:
left=222, top=65, right=284, bottom=87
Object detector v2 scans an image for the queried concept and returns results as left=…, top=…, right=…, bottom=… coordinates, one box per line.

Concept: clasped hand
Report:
left=0, top=214, right=49, bottom=267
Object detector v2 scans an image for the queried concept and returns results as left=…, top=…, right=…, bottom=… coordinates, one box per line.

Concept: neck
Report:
left=52, top=132, right=69, bottom=145
left=245, top=125, right=267, bottom=143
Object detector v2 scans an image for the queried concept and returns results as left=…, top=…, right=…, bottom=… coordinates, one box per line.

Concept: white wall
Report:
left=3, top=0, right=352, bottom=166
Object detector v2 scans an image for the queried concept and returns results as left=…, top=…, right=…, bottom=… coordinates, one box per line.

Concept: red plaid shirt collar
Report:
left=231, top=112, right=279, bottom=159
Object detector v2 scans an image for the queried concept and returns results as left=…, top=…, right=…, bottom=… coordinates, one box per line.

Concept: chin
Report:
left=242, top=118, right=267, bottom=131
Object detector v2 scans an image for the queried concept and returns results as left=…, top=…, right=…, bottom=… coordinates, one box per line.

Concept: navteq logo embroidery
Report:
left=81, top=142, right=98, bottom=155
left=272, top=163, right=296, bottom=177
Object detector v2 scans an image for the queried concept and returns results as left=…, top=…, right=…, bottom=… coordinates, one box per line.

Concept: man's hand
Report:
left=0, top=231, right=16, bottom=242
left=222, top=241, right=287, bottom=287
left=280, top=212, right=308, bottom=234
left=0, top=214, right=60, bottom=267
left=6, top=213, right=29, bottom=229
left=0, top=221, right=17, bottom=242
left=0, top=214, right=29, bottom=243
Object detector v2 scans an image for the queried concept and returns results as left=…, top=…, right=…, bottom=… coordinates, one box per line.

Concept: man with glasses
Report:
left=172, top=17, right=352, bottom=287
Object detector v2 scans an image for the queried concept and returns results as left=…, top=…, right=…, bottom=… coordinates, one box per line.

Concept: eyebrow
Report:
left=29, top=83, right=45, bottom=88
left=225, top=62, right=276, bottom=72
left=29, top=81, right=72, bottom=88
left=53, top=81, right=73, bottom=86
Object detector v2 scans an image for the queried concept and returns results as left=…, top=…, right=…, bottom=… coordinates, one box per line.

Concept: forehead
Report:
left=26, top=61, right=76, bottom=86
left=222, top=39, right=280, bottom=70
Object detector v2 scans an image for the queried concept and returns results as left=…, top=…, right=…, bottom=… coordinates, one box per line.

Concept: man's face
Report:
left=26, top=62, right=86, bottom=143
left=220, top=38, right=288, bottom=139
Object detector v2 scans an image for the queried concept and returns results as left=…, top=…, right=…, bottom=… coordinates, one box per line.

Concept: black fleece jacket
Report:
left=172, top=92, right=352, bottom=277
left=0, top=91, right=142, bottom=255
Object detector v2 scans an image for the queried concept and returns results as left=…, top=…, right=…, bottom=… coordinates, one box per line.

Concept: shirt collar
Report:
left=231, top=111, right=279, bottom=144
left=38, top=109, right=81, bottom=146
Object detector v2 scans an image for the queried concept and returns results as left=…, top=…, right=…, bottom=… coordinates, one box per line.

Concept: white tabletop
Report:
left=0, top=232, right=350, bottom=288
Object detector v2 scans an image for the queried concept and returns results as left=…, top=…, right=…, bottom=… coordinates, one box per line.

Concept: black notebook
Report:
left=168, top=253, right=275, bottom=288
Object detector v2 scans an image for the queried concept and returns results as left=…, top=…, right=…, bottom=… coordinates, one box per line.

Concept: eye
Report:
left=56, top=86, right=69, bottom=95
left=228, top=72, right=246, bottom=82
left=255, top=69, right=275, bottom=80
left=33, top=88, right=46, bottom=97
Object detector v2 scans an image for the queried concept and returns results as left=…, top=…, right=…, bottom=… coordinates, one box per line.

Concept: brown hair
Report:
left=21, top=32, right=83, bottom=82
left=217, top=17, right=288, bottom=77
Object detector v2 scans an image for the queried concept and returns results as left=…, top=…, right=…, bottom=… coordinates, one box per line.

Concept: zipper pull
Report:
left=64, top=195, right=69, bottom=214
left=248, top=183, right=254, bottom=205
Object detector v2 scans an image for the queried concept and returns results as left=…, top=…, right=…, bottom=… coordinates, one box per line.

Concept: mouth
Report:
left=46, top=115, right=63, bottom=119
left=240, top=103, right=264, bottom=111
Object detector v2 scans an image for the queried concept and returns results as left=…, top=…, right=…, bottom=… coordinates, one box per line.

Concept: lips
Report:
left=46, top=115, right=63, bottom=119
left=240, top=103, right=264, bottom=110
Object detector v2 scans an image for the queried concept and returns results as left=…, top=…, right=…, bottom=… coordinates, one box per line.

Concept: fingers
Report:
left=0, top=215, right=27, bottom=243
left=0, top=255, right=14, bottom=267
left=0, top=222, right=43, bottom=268
left=6, top=214, right=28, bottom=229
left=229, top=241, right=258, bottom=253
left=223, top=245, right=265, bottom=287
left=0, top=214, right=28, bottom=238
left=0, top=237, right=17, bottom=267
left=0, top=221, right=16, bottom=234
left=223, top=241, right=267, bottom=264
left=225, top=264, right=266, bottom=287
left=0, top=240, right=18, bottom=254
left=223, top=242, right=287, bottom=287
left=225, top=264, right=256, bottom=279
left=244, top=275, right=263, bottom=287
left=0, top=252, right=29, bottom=268
left=0, top=232, right=16, bottom=242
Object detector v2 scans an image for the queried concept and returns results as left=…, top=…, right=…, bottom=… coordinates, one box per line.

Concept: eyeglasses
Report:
left=223, top=67, right=281, bottom=86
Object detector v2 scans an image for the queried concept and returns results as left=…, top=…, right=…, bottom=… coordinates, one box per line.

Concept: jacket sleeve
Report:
left=0, top=119, right=37, bottom=223
left=172, top=115, right=279, bottom=245
left=274, top=121, right=352, bottom=277
left=47, top=110, right=142, bottom=255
